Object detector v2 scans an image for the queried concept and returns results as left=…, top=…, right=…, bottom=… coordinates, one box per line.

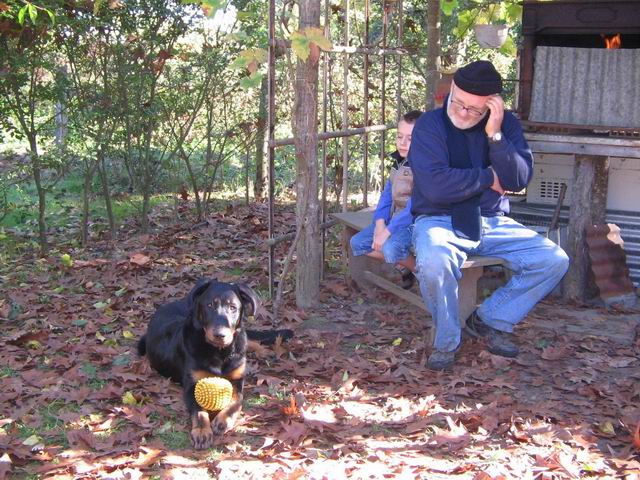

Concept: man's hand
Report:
left=372, top=220, right=391, bottom=252
left=490, top=168, right=505, bottom=195
left=485, top=95, right=504, bottom=138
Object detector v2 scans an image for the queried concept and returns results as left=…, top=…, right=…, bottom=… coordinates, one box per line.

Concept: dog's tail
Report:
left=246, top=329, right=293, bottom=346
left=137, top=335, right=147, bottom=356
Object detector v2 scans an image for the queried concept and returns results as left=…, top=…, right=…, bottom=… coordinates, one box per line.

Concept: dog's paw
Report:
left=190, top=426, right=214, bottom=449
left=212, top=410, right=239, bottom=435
left=190, top=411, right=213, bottom=449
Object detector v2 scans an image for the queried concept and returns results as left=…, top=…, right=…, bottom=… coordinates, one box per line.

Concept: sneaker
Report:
left=426, top=349, right=457, bottom=370
left=396, top=266, right=415, bottom=290
left=465, top=312, right=519, bottom=358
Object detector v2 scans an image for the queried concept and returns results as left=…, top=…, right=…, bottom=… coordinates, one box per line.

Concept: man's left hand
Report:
left=485, top=95, right=504, bottom=138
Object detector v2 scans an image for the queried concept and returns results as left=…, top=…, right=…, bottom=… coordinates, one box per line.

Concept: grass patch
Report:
left=0, top=367, right=16, bottom=378
left=244, top=395, right=269, bottom=407
left=157, top=428, right=191, bottom=450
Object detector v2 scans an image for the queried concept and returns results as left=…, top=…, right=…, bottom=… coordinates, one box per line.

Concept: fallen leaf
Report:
left=282, top=395, right=298, bottom=416
left=541, top=345, right=570, bottom=361
left=278, top=421, right=306, bottom=445
left=0, top=453, right=11, bottom=480
left=129, top=253, right=151, bottom=266
left=122, top=391, right=139, bottom=406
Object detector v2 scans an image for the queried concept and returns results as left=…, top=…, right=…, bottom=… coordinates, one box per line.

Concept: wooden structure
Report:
left=332, top=210, right=506, bottom=336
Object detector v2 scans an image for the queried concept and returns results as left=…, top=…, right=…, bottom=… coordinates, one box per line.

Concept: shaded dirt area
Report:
left=1, top=201, right=639, bottom=479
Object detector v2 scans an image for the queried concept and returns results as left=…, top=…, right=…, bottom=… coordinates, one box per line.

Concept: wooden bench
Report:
left=332, top=209, right=506, bottom=332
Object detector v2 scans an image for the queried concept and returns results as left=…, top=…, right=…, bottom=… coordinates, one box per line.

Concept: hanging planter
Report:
left=473, top=24, right=509, bottom=49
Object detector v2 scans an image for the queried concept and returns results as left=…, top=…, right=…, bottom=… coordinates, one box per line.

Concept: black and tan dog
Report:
left=138, top=279, right=292, bottom=449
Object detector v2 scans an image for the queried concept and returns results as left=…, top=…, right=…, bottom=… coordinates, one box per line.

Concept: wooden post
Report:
left=564, top=154, right=609, bottom=301
left=292, top=0, right=322, bottom=309
left=425, top=0, right=441, bottom=110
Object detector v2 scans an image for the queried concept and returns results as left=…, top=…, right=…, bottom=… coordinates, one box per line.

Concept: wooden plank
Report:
left=363, top=270, right=428, bottom=312
left=331, top=209, right=376, bottom=231
left=332, top=210, right=506, bottom=270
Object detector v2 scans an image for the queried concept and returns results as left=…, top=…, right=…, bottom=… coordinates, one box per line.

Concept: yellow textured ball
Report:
left=194, top=377, right=233, bottom=412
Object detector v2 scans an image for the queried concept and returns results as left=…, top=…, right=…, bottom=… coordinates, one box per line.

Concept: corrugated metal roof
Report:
left=530, top=46, right=640, bottom=128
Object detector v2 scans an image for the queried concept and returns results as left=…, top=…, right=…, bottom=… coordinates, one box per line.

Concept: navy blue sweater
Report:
left=409, top=107, right=533, bottom=218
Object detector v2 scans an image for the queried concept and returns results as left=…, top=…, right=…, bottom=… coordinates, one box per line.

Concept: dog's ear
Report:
left=235, top=283, right=260, bottom=318
left=187, top=278, right=216, bottom=307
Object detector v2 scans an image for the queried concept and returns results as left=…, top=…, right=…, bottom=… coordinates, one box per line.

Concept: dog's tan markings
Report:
left=212, top=392, right=243, bottom=435
left=190, top=411, right=213, bottom=449
left=191, top=370, right=212, bottom=382
left=226, top=359, right=246, bottom=380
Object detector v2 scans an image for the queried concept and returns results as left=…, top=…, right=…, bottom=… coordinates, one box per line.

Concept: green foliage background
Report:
left=0, top=0, right=522, bottom=252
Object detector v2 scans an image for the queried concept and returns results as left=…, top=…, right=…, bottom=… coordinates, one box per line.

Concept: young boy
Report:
left=350, top=110, right=422, bottom=288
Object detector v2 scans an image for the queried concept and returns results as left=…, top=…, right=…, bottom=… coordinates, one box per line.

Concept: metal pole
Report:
left=380, top=2, right=388, bottom=186
left=341, top=0, right=350, bottom=213
left=396, top=0, right=404, bottom=121
left=267, top=0, right=276, bottom=298
left=363, top=0, right=370, bottom=207
left=321, top=0, right=330, bottom=279
left=269, top=124, right=392, bottom=148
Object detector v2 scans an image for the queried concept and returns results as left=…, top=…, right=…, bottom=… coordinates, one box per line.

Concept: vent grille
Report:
left=539, top=180, right=567, bottom=200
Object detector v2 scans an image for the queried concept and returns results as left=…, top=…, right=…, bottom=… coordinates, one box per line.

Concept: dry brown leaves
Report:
left=0, top=201, right=639, bottom=478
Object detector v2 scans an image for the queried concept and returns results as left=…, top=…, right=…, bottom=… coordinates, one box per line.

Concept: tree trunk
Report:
left=28, top=136, right=47, bottom=253
left=98, top=154, right=116, bottom=239
left=425, top=0, right=441, bottom=110
left=81, top=158, right=99, bottom=246
left=254, top=75, right=268, bottom=201
left=292, top=0, right=321, bottom=309
left=564, top=155, right=609, bottom=302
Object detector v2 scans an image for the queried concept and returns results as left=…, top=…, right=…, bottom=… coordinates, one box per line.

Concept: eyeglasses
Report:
left=450, top=97, right=487, bottom=118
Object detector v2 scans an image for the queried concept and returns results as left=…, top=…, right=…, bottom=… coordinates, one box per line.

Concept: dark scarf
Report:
left=442, top=97, right=490, bottom=241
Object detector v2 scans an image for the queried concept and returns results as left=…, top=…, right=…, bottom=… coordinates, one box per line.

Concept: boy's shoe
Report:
left=396, top=266, right=415, bottom=290
left=465, top=312, right=519, bottom=358
left=426, top=346, right=460, bottom=370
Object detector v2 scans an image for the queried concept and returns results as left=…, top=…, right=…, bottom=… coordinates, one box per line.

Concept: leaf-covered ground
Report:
left=1, top=201, right=639, bottom=479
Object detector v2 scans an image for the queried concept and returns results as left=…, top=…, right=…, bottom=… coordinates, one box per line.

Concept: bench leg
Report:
left=344, top=226, right=382, bottom=289
left=457, top=266, right=484, bottom=329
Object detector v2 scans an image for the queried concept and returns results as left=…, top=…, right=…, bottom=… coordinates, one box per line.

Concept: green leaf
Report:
left=239, top=72, right=263, bottom=90
left=122, top=391, right=138, bottom=406
left=60, top=253, right=73, bottom=267
left=93, top=0, right=103, bottom=14
left=290, top=30, right=311, bottom=61
left=17, top=4, right=27, bottom=25
left=202, top=0, right=225, bottom=17
left=392, top=337, right=403, bottom=347
left=341, top=370, right=349, bottom=382
left=46, top=8, right=55, bottom=25
left=456, top=9, right=475, bottom=36
left=499, top=36, right=516, bottom=56
left=22, top=434, right=43, bottom=446
left=28, top=3, right=37, bottom=23
left=230, top=55, right=249, bottom=70
left=505, top=3, right=523, bottom=23
left=441, top=0, right=457, bottom=16
left=73, top=318, right=88, bottom=327
left=304, top=27, right=332, bottom=51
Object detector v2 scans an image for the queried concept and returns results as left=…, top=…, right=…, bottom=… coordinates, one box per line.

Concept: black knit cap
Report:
left=453, top=60, right=503, bottom=96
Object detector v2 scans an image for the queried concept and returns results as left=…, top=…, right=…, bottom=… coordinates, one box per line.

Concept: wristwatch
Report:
left=489, top=131, right=503, bottom=143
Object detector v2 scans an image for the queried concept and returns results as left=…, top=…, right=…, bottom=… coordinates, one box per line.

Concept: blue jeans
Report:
left=412, top=215, right=569, bottom=352
left=351, top=222, right=413, bottom=263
